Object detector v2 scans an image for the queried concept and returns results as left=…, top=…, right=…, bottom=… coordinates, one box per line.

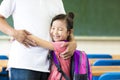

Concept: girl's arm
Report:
left=27, top=35, right=54, bottom=50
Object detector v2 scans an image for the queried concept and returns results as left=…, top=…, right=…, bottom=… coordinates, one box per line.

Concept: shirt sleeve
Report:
left=58, top=0, right=66, bottom=14
left=51, top=41, right=66, bottom=53
left=0, top=0, right=16, bottom=18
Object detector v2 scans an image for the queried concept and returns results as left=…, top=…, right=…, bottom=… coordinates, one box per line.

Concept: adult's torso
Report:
left=0, top=0, right=65, bottom=72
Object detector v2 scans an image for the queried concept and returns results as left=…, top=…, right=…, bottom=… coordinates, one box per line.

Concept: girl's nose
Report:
left=53, top=29, right=58, bottom=35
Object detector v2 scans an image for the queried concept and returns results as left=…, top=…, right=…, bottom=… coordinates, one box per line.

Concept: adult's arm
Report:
left=0, top=14, right=36, bottom=47
left=60, top=31, right=77, bottom=59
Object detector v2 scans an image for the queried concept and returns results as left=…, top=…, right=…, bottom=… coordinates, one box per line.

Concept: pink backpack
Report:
left=50, top=50, right=92, bottom=80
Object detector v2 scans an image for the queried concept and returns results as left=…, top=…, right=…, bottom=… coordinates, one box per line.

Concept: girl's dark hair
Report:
left=51, top=12, right=74, bottom=31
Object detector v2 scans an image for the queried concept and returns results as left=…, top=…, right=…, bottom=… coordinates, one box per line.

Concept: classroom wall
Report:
left=75, top=36, right=120, bottom=54
left=0, top=36, right=120, bottom=55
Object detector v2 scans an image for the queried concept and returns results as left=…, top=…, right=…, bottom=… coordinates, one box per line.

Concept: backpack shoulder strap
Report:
left=50, top=51, right=70, bottom=80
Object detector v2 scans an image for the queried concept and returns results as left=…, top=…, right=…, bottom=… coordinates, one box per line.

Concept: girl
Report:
left=28, top=12, right=74, bottom=80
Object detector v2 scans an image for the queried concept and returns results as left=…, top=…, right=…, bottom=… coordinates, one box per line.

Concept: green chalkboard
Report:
left=0, top=0, right=120, bottom=36
left=63, top=0, right=120, bottom=36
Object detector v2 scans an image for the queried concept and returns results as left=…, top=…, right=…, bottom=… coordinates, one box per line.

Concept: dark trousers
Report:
left=9, top=68, right=50, bottom=80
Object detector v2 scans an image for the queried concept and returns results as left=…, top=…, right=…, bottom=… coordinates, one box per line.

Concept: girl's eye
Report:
left=51, top=27, right=55, bottom=30
left=58, top=28, right=63, bottom=31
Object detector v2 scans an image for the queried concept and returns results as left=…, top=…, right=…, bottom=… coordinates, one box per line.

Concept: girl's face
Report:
left=50, top=20, right=70, bottom=42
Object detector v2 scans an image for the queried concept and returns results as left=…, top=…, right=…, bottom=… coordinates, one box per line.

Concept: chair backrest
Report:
left=0, top=55, right=9, bottom=80
left=87, top=54, right=112, bottom=59
left=93, top=59, right=120, bottom=66
left=98, top=72, right=120, bottom=80
left=0, top=55, right=8, bottom=60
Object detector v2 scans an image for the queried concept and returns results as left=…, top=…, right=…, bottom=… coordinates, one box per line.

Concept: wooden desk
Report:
left=92, top=66, right=120, bottom=76
left=112, top=55, right=120, bottom=59
left=0, top=67, right=2, bottom=72
left=0, top=60, right=8, bottom=67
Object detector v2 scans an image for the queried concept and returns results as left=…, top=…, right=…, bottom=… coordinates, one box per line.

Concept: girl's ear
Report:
left=67, top=29, right=73, bottom=41
left=71, top=29, right=74, bottom=33
left=68, top=29, right=73, bottom=35
left=67, top=29, right=73, bottom=37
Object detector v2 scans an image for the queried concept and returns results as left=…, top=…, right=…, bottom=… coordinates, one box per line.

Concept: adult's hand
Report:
left=60, top=41, right=77, bottom=59
left=13, top=30, right=37, bottom=47
left=0, top=16, right=36, bottom=47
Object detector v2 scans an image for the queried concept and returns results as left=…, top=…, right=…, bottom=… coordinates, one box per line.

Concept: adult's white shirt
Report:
left=0, top=0, right=65, bottom=72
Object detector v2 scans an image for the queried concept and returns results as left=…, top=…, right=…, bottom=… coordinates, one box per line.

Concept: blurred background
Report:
left=0, top=0, right=120, bottom=55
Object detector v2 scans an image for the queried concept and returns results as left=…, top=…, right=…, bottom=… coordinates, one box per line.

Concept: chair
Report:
left=92, top=59, right=120, bottom=80
left=0, top=55, right=8, bottom=60
left=98, top=72, right=120, bottom=80
left=0, top=55, right=9, bottom=80
left=87, top=54, right=112, bottom=59
left=93, top=59, right=120, bottom=66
